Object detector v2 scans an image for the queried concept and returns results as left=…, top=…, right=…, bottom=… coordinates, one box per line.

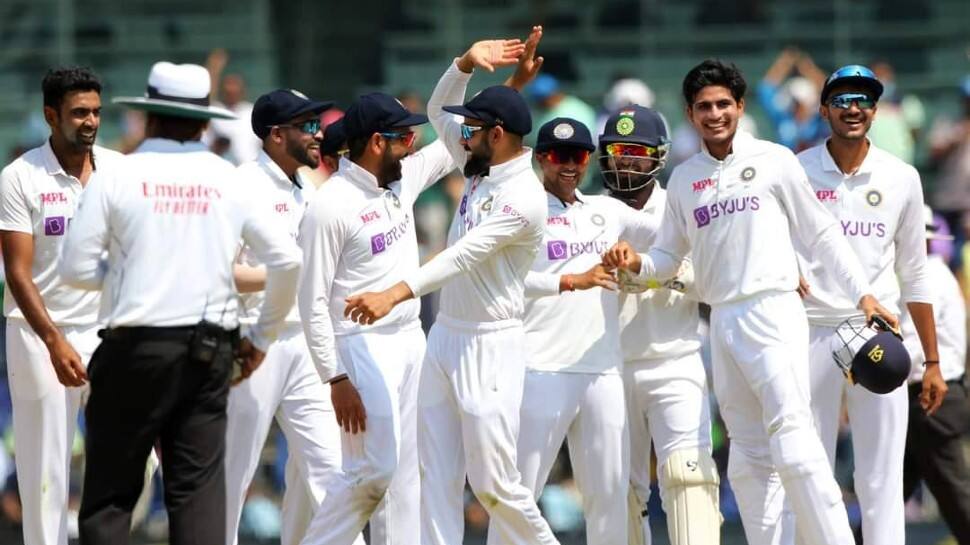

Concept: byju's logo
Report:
left=547, top=240, right=568, bottom=260
left=44, top=216, right=65, bottom=236
left=370, top=233, right=386, bottom=255
left=693, top=206, right=711, bottom=228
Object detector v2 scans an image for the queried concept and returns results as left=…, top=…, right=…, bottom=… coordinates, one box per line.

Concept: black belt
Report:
left=98, top=325, right=238, bottom=343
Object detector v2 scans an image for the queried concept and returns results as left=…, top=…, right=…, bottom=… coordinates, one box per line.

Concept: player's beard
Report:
left=286, top=136, right=320, bottom=169
left=377, top=146, right=404, bottom=187
left=61, top=119, right=97, bottom=152
left=463, top=139, right=493, bottom=178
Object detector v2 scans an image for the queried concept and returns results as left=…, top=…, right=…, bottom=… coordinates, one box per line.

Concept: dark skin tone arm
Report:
left=1, top=231, right=87, bottom=386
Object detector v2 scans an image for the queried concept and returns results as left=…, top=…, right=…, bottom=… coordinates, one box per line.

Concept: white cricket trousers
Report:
left=709, top=292, right=853, bottom=545
left=7, top=318, right=99, bottom=545
left=419, top=315, right=560, bottom=545
left=625, top=352, right=713, bottom=527
left=226, top=325, right=365, bottom=545
left=300, top=324, right=425, bottom=545
left=486, top=371, right=629, bottom=545
left=802, top=323, right=907, bottom=545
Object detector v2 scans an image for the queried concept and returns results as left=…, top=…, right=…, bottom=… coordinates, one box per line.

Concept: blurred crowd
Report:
left=1, top=46, right=969, bottom=543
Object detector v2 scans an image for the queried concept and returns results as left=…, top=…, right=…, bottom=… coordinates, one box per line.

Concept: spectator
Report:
left=203, top=49, right=262, bottom=164
left=595, top=76, right=656, bottom=137
left=868, top=60, right=926, bottom=163
left=928, top=76, right=970, bottom=274
left=758, top=47, right=828, bottom=152
left=526, top=74, right=597, bottom=148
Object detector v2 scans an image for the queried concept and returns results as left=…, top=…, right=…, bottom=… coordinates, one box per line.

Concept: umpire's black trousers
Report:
left=79, top=326, right=236, bottom=545
left=904, top=377, right=970, bottom=543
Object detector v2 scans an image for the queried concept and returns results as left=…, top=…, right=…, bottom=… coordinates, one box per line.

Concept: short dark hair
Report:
left=42, top=67, right=102, bottom=109
left=682, top=59, right=747, bottom=105
left=346, top=134, right=371, bottom=161
left=145, top=113, right=208, bottom=142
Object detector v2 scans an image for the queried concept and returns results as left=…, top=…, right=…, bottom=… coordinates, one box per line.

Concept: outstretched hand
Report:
left=506, top=26, right=544, bottom=91
left=458, top=39, right=526, bottom=73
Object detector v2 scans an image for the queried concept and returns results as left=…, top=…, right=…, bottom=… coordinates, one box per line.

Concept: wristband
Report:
left=330, top=374, right=350, bottom=385
left=923, top=360, right=939, bottom=367
left=561, top=275, right=574, bottom=292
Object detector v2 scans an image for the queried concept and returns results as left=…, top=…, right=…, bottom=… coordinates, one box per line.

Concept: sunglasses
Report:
left=460, top=124, right=489, bottom=141
left=378, top=131, right=417, bottom=147
left=542, top=148, right=591, bottom=166
left=604, top=143, right=659, bottom=158
left=828, top=93, right=876, bottom=110
left=276, top=119, right=321, bottom=135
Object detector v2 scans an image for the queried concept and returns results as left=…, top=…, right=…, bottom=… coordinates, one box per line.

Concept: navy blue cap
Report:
left=343, top=92, right=428, bottom=139
left=321, top=118, right=346, bottom=156
left=535, top=117, right=594, bottom=153
left=442, top=85, right=532, bottom=136
left=850, top=331, right=910, bottom=394
left=252, top=89, right=333, bottom=139
left=599, top=105, right=668, bottom=148
left=821, top=65, right=884, bottom=103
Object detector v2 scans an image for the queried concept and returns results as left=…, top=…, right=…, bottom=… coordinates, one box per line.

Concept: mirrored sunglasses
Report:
left=277, top=119, right=321, bottom=135
left=378, top=131, right=417, bottom=147
left=828, top=93, right=876, bottom=110
left=460, top=124, right=487, bottom=141
left=543, top=148, right=591, bottom=166
left=605, top=143, right=658, bottom=158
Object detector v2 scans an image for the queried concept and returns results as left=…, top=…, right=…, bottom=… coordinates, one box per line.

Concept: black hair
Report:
left=145, top=113, right=208, bottom=142
left=42, top=67, right=102, bottom=109
left=346, top=134, right=371, bottom=161
left=682, top=59, right=747, bottom=105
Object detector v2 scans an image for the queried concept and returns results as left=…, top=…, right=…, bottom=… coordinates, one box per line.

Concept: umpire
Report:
left=59, top=61, right=301, bottom=545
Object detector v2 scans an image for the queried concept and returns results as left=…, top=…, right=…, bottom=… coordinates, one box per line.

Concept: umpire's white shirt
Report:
left=638, top=131, right=871, bottom=307
left=796, top=141, right=931, bottom=325
left=523, top=191, right=644, bottom=374
left=59, top=138, right=301, bottom=351
left=236, top=150, right=313, bottom=326
left=618, top=188, right=702, bottom=362
left=299, top=142, right=456, bottom=381
left=901, top=255, right=965, bottom=382
left=0, top=141, right=123, bottom=325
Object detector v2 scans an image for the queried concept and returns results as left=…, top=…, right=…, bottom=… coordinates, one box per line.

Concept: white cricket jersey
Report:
left=617, top=188, right=702, bottom=362
left=236, top=151, right=314, bottom=326
left=299, top=141, right=457, bottom=381
left=0, top=141, right=123, bottom=326
left=901, top=255, right=966, bottom=382
left=638, top=131, right=871, bottom=307
left=59, top=138, right=301, bottom=351
left=796, top=141, right=931, bottom=325
left=522, top=191, right=646, bottom=374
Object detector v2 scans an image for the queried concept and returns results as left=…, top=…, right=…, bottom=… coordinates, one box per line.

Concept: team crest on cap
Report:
left=616, top=117, right=635, bottom=136
left=553, top=123, right=575, bottom=140
left=866, top=189, right=882, bottom=207
left=289, top=89, right=309, bottom=100
left=591, top=213, right=605, bottom=226
left=741, top=167, right=756, bottom=182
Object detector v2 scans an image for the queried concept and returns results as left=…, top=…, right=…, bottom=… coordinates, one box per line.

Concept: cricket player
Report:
left=791, top=65, right=947, bottom=545
left=0, top=67, right=122, bottom=545
left=481, top=116, right=648, bottom=545
left=599, top=105, right=720, bottom=545
left=603, top=59, right=897, bottom=545
left=224, top=88, right=365, bottom=545
left=296, top=87, right=466, bottom=544
left=342, top=35, right=563, bottom=545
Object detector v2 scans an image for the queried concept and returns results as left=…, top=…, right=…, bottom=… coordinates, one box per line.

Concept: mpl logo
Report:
left=360, top=210, right=380, bottom=224
left=274, top=202, right=290, bottom=214
left=547, top=240, right=568, bottom=260
left=815, top=189, right=838, bottom=202
left=40, top=192, right=68, bottom=205
left=692, top=178, right=715, bottom=193
left=547, top=216, right=571, bottom=226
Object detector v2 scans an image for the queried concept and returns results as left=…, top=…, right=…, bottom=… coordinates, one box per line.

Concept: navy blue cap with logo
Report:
left=833, top=315, right=910, bottom=395
left=821, top=65, right=884, bottom=103
left=442, top=85, right=532, bottom=136
left=343, top=92, right=428, bottom=139
left=598, top=104, right=669, bottom=149
left=535, top=117, right=595, bottom=153
left=251, top=88, right=334, bottom=139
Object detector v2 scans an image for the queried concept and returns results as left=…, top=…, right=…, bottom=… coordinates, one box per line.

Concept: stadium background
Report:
left=0, top=0, right=968, bottom=543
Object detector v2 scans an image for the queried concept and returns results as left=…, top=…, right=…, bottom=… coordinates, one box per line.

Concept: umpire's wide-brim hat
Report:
left=112, top=62, right=236, bottom=120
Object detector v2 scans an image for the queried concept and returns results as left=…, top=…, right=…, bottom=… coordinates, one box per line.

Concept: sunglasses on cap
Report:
left=541, top=148, right=591, bottom=166
left=275, top=118, right=321, bottom=135
left=604, top=143, right=659, bottom=158
left=378, top=131, right=417, bottom=147
left=828, top=93, right=876, bottom=110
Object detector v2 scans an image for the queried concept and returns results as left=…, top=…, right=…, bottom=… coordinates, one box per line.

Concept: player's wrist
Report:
left=456, top=54, right=475, bottom=74
left=559, top=275, right=575, bottom=292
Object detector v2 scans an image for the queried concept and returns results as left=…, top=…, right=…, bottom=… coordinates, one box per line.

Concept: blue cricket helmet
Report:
left=821, top=65, right=884, bottom=103
left=831, top=315, right=910, bottom=394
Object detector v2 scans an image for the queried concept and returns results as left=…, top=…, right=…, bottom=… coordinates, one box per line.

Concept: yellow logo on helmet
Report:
left=616, top=117, right=635, bottom=136
left=868, top=344, right=884, bottom=363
